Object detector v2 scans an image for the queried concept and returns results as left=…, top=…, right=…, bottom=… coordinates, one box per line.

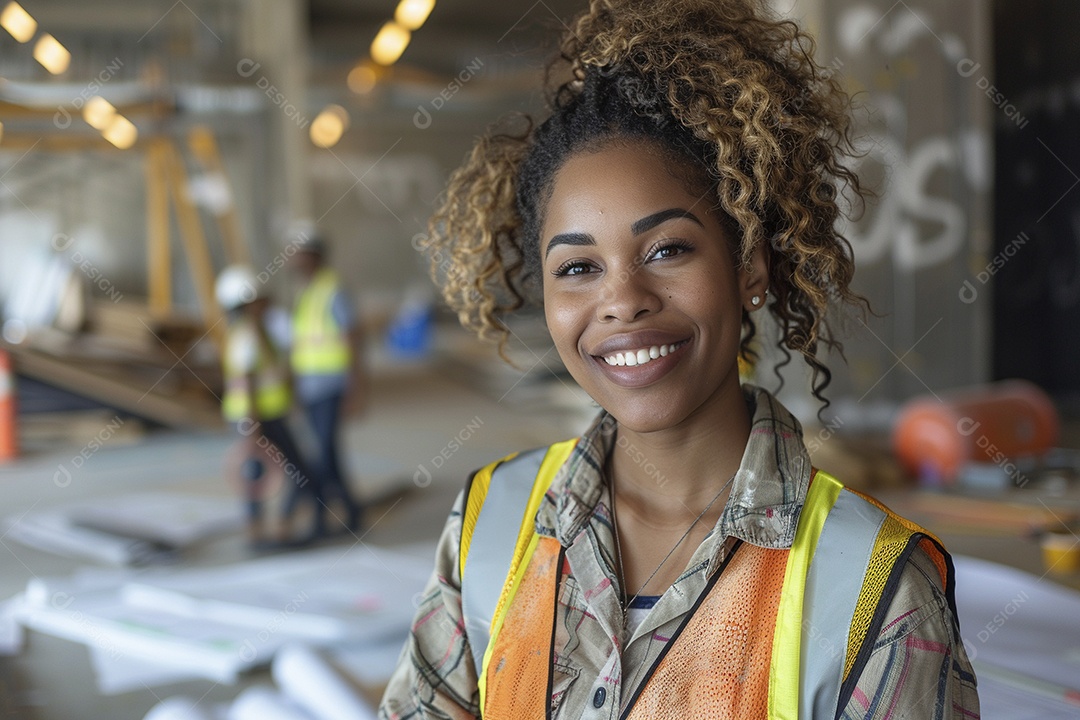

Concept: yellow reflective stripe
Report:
left=221, top=323, right=291, bottom=421
left=460, top=453, right=517, bottom=581
left=222, top=380, right=290, bottom=420
left=768, top=472, right=843, bottom=720
left=478, top=531, right=541, bottom=713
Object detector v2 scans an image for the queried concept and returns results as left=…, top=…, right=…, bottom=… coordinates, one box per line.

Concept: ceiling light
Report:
left=33, top=33, right=70, bottom=74
left=347, top=63, right=378, bottom=94
left=82, top=96, right=117, bottom=130
left=394, top=0, right=434, bottom=31
left=370, top=21, right=410, bottom=66
left=309, top=105, right=349, bottom=149
left=102, top=115, right=137, bottom=149
left=0, top=2, right=36, bottom=43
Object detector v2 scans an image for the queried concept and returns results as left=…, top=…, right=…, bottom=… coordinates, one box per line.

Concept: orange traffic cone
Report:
left=0, top=349, right=17, bottom=462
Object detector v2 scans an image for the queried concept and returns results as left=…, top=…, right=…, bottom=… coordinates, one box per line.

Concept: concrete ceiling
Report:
left=1, top=0, right=586, bottom=88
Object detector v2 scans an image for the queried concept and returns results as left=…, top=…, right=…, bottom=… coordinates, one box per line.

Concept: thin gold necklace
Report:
left=610, top=468, right=736, bottom=615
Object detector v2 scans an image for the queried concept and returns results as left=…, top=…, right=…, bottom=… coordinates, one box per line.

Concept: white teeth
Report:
left=602, top=342, right=682, bottom=368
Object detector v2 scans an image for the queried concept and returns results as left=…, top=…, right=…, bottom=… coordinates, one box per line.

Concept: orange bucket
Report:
left=892, top=380, right=1058, bottom=482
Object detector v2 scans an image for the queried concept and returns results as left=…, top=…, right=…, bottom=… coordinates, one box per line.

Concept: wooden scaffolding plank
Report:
left=146, top=138, right=172, bottom=318
left=7, top=345, right=223, bottom=430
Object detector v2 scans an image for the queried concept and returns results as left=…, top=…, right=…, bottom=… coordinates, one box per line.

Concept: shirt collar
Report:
left=535, top=383, right=813, bottom=550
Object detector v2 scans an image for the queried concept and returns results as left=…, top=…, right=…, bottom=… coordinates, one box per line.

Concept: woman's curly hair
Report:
left=422, top=0, right=867, bottom=405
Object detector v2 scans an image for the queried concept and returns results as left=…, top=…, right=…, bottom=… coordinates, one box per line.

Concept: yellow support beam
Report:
left=188, top=125, right=250, bottom=266
left=146, top=138, right=172, bottom=318
left=164, top=140, right=224, bottom=345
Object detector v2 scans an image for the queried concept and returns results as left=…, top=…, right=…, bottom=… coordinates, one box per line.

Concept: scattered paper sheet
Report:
left=4, top=493, right=243, bottom=566
left=11, top=543, right=433, bottom=693
left=954, top=555, right=1080, bottom=718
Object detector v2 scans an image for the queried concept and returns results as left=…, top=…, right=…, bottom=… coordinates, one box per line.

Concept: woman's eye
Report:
left=553, top=261, right=594, bottom=277
left=648, top=241, right=692, bottom=261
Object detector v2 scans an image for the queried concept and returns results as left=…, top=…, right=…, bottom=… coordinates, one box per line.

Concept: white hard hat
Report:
left=215, top=265, right=260, bottom=311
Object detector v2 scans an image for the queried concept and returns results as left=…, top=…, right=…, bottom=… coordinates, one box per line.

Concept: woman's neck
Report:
left=608, top=382, right=751, bottom=527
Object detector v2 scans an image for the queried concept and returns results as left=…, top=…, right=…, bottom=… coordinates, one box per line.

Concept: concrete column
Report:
left=237, top=0, right=311, bottom=247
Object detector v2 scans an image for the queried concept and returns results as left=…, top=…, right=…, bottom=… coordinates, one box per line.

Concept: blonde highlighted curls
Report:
left=422, top=123, right=532, bottom=347
left=423, top=0, right=867, bottom=403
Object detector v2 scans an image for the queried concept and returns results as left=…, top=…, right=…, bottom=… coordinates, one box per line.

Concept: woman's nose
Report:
left=596, top=265, right=662, bottom=322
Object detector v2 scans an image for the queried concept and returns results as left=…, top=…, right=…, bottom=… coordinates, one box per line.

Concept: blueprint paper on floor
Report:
left=90, top=644, right=220, bottom=695
left=12, top=543, right=433, bottom=692
left=121, top=543, right=433, bottom=646
left=4, top=493, right=243, bottom=566
left=953, top=555, right=1080, bottom=719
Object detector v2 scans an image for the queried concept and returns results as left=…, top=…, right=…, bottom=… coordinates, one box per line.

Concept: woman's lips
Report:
left=590, top=339, right=690, bottom=387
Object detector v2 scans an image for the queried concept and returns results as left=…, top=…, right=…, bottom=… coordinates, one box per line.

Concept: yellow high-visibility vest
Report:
left=291, top=268, right=351, bottom=375
left=221, top=319, right=291, bottom=421
left=459, top=441, right=956, bottom=719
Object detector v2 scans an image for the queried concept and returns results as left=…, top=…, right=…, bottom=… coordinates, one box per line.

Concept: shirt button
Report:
left=593, top=687, right=606, bottom=708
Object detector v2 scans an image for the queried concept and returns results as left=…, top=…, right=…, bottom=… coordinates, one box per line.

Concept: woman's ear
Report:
left=738, top=242, right=770, bottom=312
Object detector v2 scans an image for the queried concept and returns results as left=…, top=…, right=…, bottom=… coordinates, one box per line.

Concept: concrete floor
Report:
left=0, top=362, right=592, bottom=720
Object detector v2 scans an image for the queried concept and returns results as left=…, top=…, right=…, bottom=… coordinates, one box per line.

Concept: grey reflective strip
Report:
left=461, top=446, right=548, bottom=676
left=800, top=489, right=886, bottom=720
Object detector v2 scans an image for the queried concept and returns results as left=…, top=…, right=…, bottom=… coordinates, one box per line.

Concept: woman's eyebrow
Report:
left=544, top=231, right=594, bottom=259
left=544, top=209, right=702, bottom=259
left=631, top=208, right=703, bottom=236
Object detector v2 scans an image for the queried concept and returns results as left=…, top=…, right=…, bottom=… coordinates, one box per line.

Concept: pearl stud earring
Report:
left=751, top=295, right=761, bottom=306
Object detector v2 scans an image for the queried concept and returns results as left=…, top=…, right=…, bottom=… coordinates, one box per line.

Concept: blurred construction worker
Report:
left=289, top=236, right=364, bottom=532
left=216, top=264, right=324, bottom=547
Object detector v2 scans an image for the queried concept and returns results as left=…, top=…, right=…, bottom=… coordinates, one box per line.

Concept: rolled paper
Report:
left=228, top=686, right=311, bottom=720
left=272, top=644, right=378, bottom=720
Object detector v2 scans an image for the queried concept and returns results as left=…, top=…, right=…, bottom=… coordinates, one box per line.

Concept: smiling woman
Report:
left=380, top=1, right=980, bottom=718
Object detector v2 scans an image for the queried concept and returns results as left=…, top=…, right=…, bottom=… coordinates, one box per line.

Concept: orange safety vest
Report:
left=459, top=441, right=957, bottom=719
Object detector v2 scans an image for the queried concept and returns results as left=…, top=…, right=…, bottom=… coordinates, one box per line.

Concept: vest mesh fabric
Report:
left=626, top=544, right=787, bottom=719
left=856, top=489, right=950, bottom=584
left=843, top=490, right=950, bottom=681
left=484, top=536, right=561, bottom=719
